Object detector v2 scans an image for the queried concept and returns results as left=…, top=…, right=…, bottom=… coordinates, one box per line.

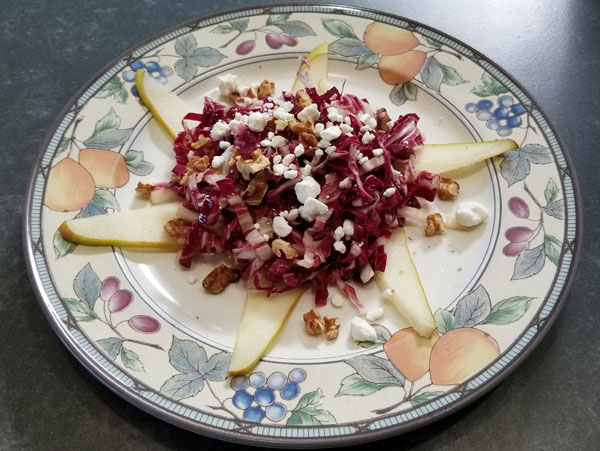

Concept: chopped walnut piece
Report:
left=303, top=308, right=325, bottom=335
left=425, top=213, right=446, bottom=236
left=202, top=264, right=240, bottom=294
left=191, top=136, right=210, bottom=149
left=300, top=132, right=318, bottom=147
left=236, top=150, right=270, bottom=180
left=242, top=168, right=274, bottom=206
left=287, top=118, right=315, bottom=136
left=164, top=218, right=191, bottom=240
left=438, top=177, right=460, bottom=199
left=295, top=89, right=312, bottom=108
left=375, top=107, right=392, bottom=133
left=135, top=182, right=155, bottom=199
left=323, top=316, right=340, bottom=340
left=257, top=80, right=275, bottom=99
left=187, top=155, right=210, bottom=172
left=271, top=238, right=298, bottom=259
left=228, top=146, right=241, bottom=167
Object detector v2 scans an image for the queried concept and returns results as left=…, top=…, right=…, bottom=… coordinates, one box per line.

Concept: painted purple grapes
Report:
left=108, top=289, right=133, bottom=313
left=265, top=32, right=284, bottom=49
left=101, top=276, right=119, bottom=301
left=236, top=40, right=255, bottom=55
left=503, top=241, right=529, bottom=256
left=279, top=33, right=298, bottom=46
left=128, top=315, right=160, bottom=333
left=508, top=197, right=530, bottom=218
left=505, top=226, right=534, bottom=243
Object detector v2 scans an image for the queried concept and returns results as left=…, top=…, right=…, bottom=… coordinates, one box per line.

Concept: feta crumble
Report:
left=455, top=202, right=489, bottom=227
left=294, top=176, right=321, bottom=203
left=350, top=317, right=377, bottom=342
left=272, top=216, right=292, bottom=237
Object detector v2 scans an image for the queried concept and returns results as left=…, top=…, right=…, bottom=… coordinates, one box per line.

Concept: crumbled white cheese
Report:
left=326, top=121, right=334, bottom=128
left=383, top=187, right=396, bottom=197
left=284, top=169, right=298, bottom=179
left=300, top=164, right=312, bottom=177
left=217, top=74, right=239, bottom=96
left=238, top=83, right=259, bottom=97
left=279, top=210, right=288, bottom=218
left=318, top=140, right=332, bottom=149
left=294, top=176, right=321, bottom=204
left=219, top=140, right=231, bottom=150
left=273, top=107, right=294, bottom=121
left=268, top=131, right=275, bottom=139
left=333, top=240, right=346, bottom=253
left=272, top=216, right=292, bottom=237
left=330, top=294, right=344, bottom=308
left=287, top=208, right=299, bottom=221
left=299, top=197, right=329, bottom=222
left=247, top=112, right=270, bottom=132
left=314, top=122, right=325, bottom=136
left=294, top=143, right=305, bottom=157
left=280, top=101, right=294, bottom=112
left=273, top=154, right=282, bottom=164
left=260, top=139, right=272, bottom=147
left=342, top=219, right=354, bottom=236
left=327, top=107, right=343, bottom=123
left=254, top=222, right=261, bottom=229
left=350, top=317, right=377, bottom=342
left=273, top=163, right=286, bottom=176
left=361, top=131, right=375, bottom=145
left=359, top=156, right=369, bottom=165
left=270, top=135, right=288, bottom=149
left=315, top=149, right=324, bottom=157
left=210, top=120, right=231, bottom=140
left=367, top=117, right=377, bottom=128
left=282, top=153, right=295, bottom=165
left=372, top=148, right=383, bottom=156
left=297, top=103, right=320, bottom=123
left=360, top=125, right=370, bottom=133
left=263, top=102, right=274, bottom=109
left=334, top=226, right=345, bottom=241
left=211, top=145, right=234, bottom=171
left=358, top=113, right=371, bottom=124
left=344, top=116, right=351, bottom=124
left=340, top=123, right=353, bottom=134
left=455, top=202, right=489, bottom=227
left=320, top=125, right=342, bottom=142
left=263, top=234, right=270, bottom=241
left=339, top=177, right=352, bottom=189
left=288, top=163, right=297, bottom=171
left=366, top=308, right=384, bottom=322
left=324, top=145, right=337, bottom=155
left=187, top=275, right=198, bottom=284
left=392, top=169, right=402, bottom=179
left=381, top=288, right=393, bottom=300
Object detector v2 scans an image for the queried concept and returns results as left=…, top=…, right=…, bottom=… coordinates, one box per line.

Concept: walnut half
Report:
left=303, top=308, right=325, bottom=335
left=438, top=177, right=460, bottom=199
left=271, top=239, right=298, bottom=259
left=425, top=213, right=446, bottom=236
left=242, top=168, right=273, bottom=206
left=323, top=316, right=340, bottom=340
left=202, top=264, right=240, bottom=294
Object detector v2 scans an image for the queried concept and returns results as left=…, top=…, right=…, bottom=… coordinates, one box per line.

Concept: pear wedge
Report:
left=135, top=69, right=193, bottom=139
left=291, top=42, right=329, bottom=93
left=413, top=139, right=518, bottom=174
left=59, top=203, right=182, bottom=249
left=228, top=287, right=306, bottom=375
left=375, top=228, right=436, bottom=338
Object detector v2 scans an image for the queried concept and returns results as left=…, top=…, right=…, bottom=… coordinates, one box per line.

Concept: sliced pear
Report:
left=413, top=139, right=518, bottom=174
left=135, top=69, right=193, bottom=139
left=59, top=203, right=182, bottom=249
left=149, top=187, right=182, bottom=205
left=375, top=228, right=436, bottom=338
left=228, top=287, right=306, bottom=375
left=291, top=42, right=329, bottom=93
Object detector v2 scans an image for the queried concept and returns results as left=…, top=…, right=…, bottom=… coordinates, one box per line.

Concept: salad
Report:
left=153, top=74, right=456, bottom=310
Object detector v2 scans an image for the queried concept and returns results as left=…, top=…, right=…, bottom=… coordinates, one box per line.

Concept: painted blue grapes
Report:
left=121, top=60, right=173, bottom=97
left=230, top=369, right=307, bottom=423
left=465, top=95, right=526, bottom=137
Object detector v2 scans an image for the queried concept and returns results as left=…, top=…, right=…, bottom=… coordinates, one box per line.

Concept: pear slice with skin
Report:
left=135, top=69, right=193, bottom=139
left=375, top=228, right=436, bottom=338
left=228, top=287, right=306, bottom=375
left=58, top=203, right=182, bottom=249
left=413, top=139, right=518, bottom=174
left=291, top=42, right=329, bottom=93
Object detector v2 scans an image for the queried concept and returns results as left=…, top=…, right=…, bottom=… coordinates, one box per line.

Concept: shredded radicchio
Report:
left=166, top=81, right=439, bottom=309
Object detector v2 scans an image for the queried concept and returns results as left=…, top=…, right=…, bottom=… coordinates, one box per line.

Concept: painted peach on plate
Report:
left=79, top=149, right=130, bottom=189
left=384, top=327, right=439, bottom=381
left=44, top=158, right=96, bottom=211
left=429, top=328, right=500, bottom=385
left=378, top=51, right=427, bottom=85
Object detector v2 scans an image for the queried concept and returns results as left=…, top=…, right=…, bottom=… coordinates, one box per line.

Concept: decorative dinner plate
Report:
left=24, top=4, right=581, bottom=447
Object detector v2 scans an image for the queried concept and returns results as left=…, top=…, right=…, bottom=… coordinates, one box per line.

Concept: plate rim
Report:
left=22, top=2, right=583, bottom=447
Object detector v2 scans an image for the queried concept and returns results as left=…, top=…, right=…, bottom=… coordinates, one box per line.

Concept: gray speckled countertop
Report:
left=2, top=1, right=599, bottom=449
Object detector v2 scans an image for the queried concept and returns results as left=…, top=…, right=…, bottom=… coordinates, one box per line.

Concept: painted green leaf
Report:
left=79, top=199, right=107, bottom=217
left=175, top=34, right=197, bottom=57
left=345, top=355, right=404, bottom=385
left=482, top=296, right=533, bottom=324
left=321, top=18, right=358, bottom=39
left=420, top=56, right=445, bottom=92
left=97, top=337, right=124, bottom=359
left=471, top=73, right=508, bottom=96
left=543, top=235, right=562, bottom=265
left=434, top=309, right=454, bottom=333
left=228, top=18, right=248, bottom=33
left=336, top=373, right=396, bottom=397
left=63, top=298, right=97, bottom=322
left=175, top=58, right=196, bottom=82
left=73, top=263, right=101, bottom=308
left=329, top=38, right=370, bottom=57
left=390, top=83, right=406, bottom=106
left=96, top=77, right=128, bottom=104
left=266, top=13, right=291, bottom=26
left=54, top=229, right=76, bottom=258
left=121, top=346, right=144, bottom=372
left=57, top=137, right=70, bottom=155
left=442, top=65, right=467, bottom=86
left=211, top=24, right=235, bottom=34
left=543, top=200, right=564, bottom=220
left=512, top=244, right=545, bottom=280
left=410, top=391, right=444, bottom=406
left=356, top=51, right=378, bottom=70
left=287, top=389, right=335, bottom=425
left=188, top=48, right=227, bottom=68
left=358, top=324, right=391, bottom=348
left=403, top=82, right=418, bottom=101
left=544, top=178, right=559, bottom=203
left=124, top=149, right=143, bottom=164
left=424, top=37, right=442, bottom=48
left=276, top=21, right=316, bottom=38
left=83, top=128, right=133, bottom=150
left=161, top=373, right=205, bottom=400
left=94, top=107, right=120, bottom=133
left=454, top=285, right=492, bottom=328
left=127, top=160, right=154, bottom=176
left=93, top=190, right=120, bottom=212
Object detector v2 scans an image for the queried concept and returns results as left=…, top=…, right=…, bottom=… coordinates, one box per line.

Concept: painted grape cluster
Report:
left=465, top=95, right=527, bottom=136
left=237, top=32, right=297, bottom=55
left=230, top=369, right=306, bottom=422
left=122, top=60, right=173, bottom=97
